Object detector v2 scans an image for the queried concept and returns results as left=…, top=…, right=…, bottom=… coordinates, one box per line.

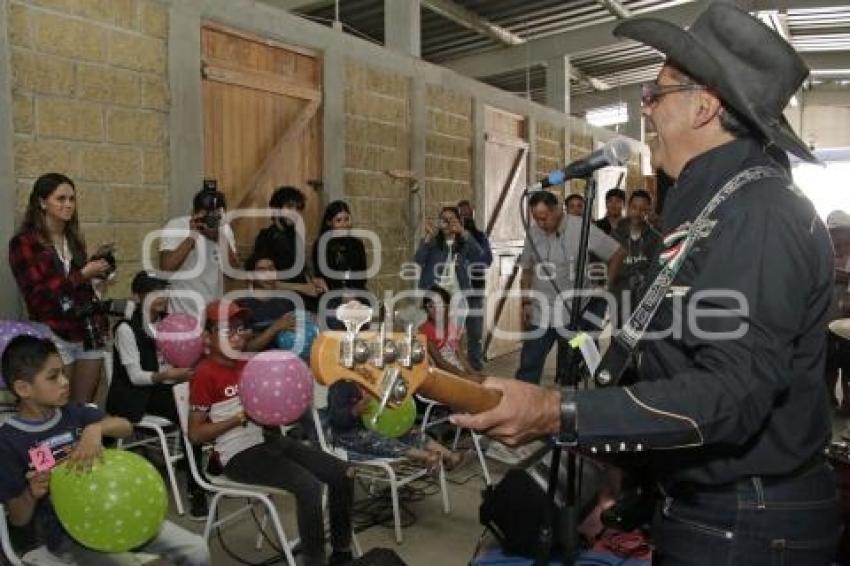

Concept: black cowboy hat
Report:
left=614, top=1, right=816, bottom=163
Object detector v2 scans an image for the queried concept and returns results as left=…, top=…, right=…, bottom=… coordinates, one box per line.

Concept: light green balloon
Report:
left=362, top=397, right=417, bottom=439
left=49, top=449, right=168, bottom=553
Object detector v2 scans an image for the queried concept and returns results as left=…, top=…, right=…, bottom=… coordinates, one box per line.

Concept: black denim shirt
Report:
left=575, top=137, right=835, bottom=485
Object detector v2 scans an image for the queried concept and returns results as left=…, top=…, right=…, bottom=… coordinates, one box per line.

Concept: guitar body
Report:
left=310, top=330, right=501, bottom=414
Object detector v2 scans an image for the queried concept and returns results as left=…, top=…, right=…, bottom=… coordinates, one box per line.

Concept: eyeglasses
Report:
left=640, top=82, right=705, bottom=106
left=216, top=325, right=249, bottom=337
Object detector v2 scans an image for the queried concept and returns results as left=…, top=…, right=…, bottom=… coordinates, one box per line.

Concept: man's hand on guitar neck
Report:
left=450, top=377, right=561, bottom=447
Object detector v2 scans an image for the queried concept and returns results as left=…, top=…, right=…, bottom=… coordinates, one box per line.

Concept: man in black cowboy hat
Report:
left=454, top=3, right=840, bottom=564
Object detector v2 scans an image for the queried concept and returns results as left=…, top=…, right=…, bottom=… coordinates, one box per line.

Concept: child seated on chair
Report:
left=105, top=270, right=208, bottom=519
left=421, top=286, right=483, bottom=380
left=327, top=381, right=471, bottom=471
left=0, top=335, right=209, bottom=565
left=188, top=299, right=354, bottom=566
left=237, top=253, right=298, bottom=352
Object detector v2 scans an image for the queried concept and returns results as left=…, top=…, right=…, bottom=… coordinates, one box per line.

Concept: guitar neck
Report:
left=417, top=367, right=501, bottom=414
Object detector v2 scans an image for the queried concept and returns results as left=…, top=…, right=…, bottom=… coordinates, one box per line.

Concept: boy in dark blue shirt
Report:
left=0, top=335, right=209, bottom=564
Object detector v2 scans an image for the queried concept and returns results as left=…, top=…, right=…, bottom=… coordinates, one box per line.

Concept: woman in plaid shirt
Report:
left=8, top=173, right=112, bottom=403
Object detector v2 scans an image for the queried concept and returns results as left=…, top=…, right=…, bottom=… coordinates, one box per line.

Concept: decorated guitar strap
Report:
left=594, top=166, right=789, bottom=387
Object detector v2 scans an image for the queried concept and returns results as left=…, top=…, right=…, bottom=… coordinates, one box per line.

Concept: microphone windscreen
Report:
left=604, top=137, right=632, bottom=167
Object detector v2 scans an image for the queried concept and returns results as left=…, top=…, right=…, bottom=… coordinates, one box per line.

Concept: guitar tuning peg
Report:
left=336, top=301, right=373, bottom=369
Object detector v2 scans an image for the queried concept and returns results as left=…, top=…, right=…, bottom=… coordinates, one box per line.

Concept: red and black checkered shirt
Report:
left=8, top=230, right=99, bottom=343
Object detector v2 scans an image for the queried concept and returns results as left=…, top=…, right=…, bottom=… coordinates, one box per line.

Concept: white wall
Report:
left=785, top=85, right=850, bottom=149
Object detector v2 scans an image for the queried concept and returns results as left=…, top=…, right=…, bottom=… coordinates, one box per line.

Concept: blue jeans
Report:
left=515, top=326, right=572, bottom=385
left=466, top=295, right=485, bottom=370
left=654, top=462, right=840, bottom=565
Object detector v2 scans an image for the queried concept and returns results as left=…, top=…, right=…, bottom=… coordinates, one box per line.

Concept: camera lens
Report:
left=203, top=213, right=221, bottom=230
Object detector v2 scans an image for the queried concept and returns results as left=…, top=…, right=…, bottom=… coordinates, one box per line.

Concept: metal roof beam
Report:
left=256, top=0, right=335, bottom=11
left=596, top=0, right=632, bottom=20
left=570, top=66, right=611, bottom=91
left=570, top=84, right=643, bottom=114
left=443, top=0, right=850, bottom=79
left=443, top=1, right=709, bottom=78
left=423, top=0, right=609, bottom=91
left=805, top=51, right=850, bottom=76
left=742, top=0, right=850, bottom=10
left=421, top=0, right=525, bottom=46
left=566, top=52, right=849, bottom=107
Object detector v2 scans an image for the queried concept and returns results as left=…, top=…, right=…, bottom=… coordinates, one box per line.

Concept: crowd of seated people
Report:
left=2, top=172, right=499, bottom=565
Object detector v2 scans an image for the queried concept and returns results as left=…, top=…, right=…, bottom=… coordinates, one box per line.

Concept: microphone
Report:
left=526, top=137, right=632, bottom=192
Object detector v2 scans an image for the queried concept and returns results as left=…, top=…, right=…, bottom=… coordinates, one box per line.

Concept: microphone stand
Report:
left=534, top=175, right=599, bottom=566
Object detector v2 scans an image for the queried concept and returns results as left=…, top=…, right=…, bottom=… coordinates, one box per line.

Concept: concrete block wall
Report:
left=7, top=0, right=169, bottom=298
left=568, top=120, right=594, bottom=194
left=0, top=0, right=641, bottom=316
left=424, top=85, right=473, bottom=220
left=534, top=121, right=565, bottom=180
left=344, top=61, right=412, bottom=296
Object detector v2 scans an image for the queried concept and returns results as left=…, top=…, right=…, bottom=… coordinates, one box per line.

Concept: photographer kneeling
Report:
left=9, top=173, right=113, bottom=404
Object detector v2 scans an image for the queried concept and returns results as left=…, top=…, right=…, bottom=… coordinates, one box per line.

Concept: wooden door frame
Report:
left=481, top=121, right=529, bottom=360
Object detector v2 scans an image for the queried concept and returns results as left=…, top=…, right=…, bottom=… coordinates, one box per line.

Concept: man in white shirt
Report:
left=159, top=182, right=238, bottom=318
left=517, top=191, right=625, bottom=384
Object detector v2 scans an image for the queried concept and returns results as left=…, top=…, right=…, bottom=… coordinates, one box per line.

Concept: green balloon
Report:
left=362, top=397, right=417, bottom=439
left=49, top=449, right=168, bottom=553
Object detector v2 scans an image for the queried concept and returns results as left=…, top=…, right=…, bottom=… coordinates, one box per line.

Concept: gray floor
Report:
left=158, top=347, right=559, bottom=566
left=151, top=353, right=850, bottom=565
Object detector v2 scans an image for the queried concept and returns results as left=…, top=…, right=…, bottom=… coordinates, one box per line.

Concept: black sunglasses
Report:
left=641, top=82, right=705, bottom=106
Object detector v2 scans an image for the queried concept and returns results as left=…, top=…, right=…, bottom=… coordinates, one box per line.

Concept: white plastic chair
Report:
left=1, top=504, right=160, bottom=566
left=116, top=414, right=186, bottom=516
left=105, top=349, right=187, bottom=516
left=418, top=395, right=492, bottom=486
left=311, top=403, right=451, bottom=544
left=0, top=503, right=22, bottom=566
left=172, top=382, right=299, bottom=566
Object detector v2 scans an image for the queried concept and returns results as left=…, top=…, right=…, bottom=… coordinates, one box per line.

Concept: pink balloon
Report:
left=240, top=351, right=313, bottom=426
left=155, top=314, right=203, bottom=368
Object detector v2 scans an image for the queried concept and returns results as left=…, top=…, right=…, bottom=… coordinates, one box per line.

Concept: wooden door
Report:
left=482, top=107, right=527, bottom=360
left=201, top=22, right=323, bottom=262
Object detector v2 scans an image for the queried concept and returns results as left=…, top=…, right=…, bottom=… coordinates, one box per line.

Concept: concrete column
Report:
left=410, top=77, right=426, bottom=250
left=0, top=0, right=21, bottom=317
left=322, top=45, right=346, bottom=203
left=472, top=99, right=486, bottom=222
left=622, top=99, right=642, bottom=141
left=527, top=118, right=537, bottom=185
left=168, top=0, right=204, bottom=217
left=545, top=55, right=570, bottom=115
left=384, top=0, right=420, bottom=58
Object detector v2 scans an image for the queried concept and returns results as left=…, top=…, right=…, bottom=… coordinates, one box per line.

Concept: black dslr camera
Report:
left=60, top=297, right=129, bottom=351
left=198, top=179, right=223, bottom=231
left=90, top=243, right=117, bottom=279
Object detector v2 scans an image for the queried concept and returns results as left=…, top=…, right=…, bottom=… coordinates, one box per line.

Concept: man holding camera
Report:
left=159, top=182, right=238, bottom=318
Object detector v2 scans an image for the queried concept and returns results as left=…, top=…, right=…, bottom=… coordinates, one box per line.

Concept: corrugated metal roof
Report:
left=788, top=6, right=850, bottom=51
left=296, top=1, right=850, bottom=104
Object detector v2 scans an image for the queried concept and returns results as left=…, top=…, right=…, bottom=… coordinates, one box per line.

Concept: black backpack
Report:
left=479, top=469, right=556, bottom=557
